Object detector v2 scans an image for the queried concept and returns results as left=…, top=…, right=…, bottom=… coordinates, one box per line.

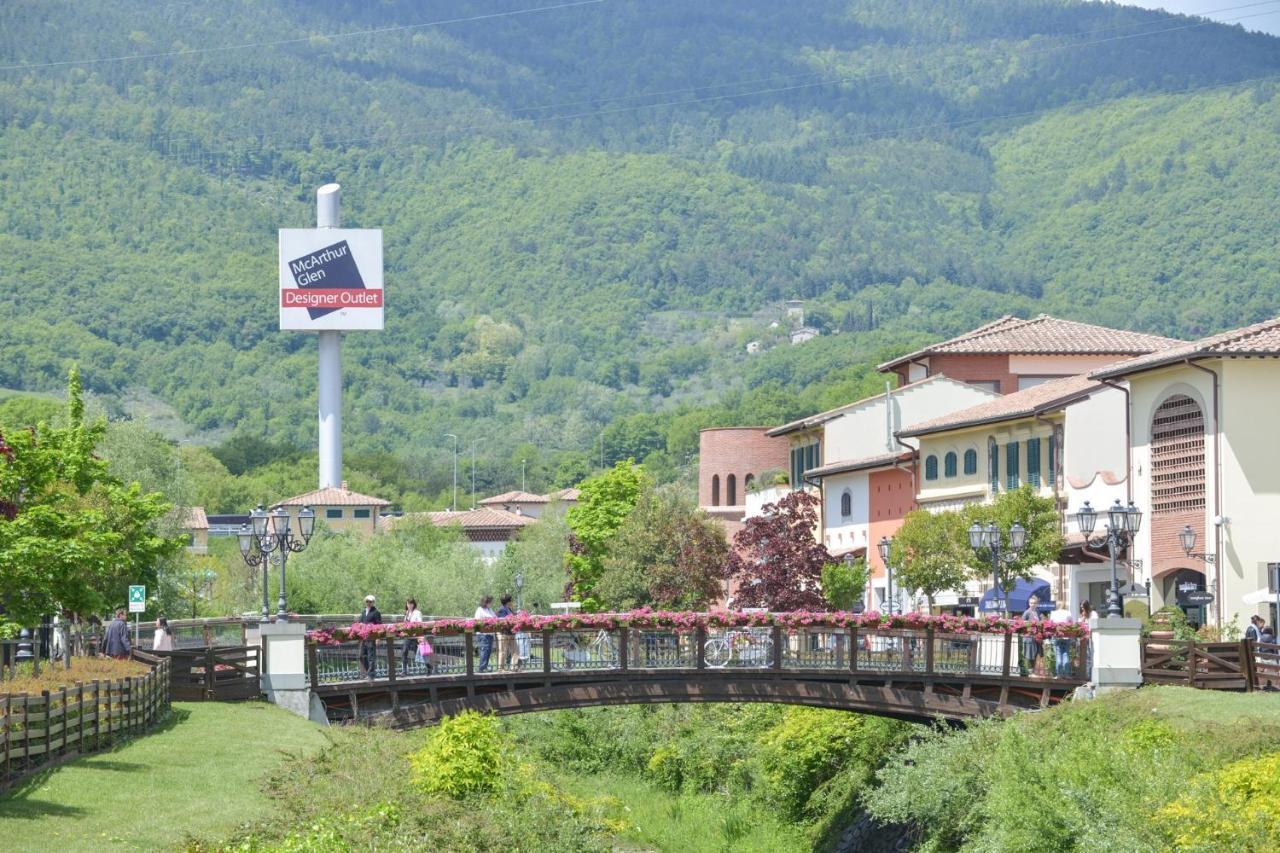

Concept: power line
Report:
left=0, top=0, right=606, bottom=71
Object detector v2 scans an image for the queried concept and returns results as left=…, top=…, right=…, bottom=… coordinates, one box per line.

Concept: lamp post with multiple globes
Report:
left=967, top=521, right=1027, bottom=615
left=1072, top=499, right=1143, bottom=619
left=238, top=504, right=315, bottom=620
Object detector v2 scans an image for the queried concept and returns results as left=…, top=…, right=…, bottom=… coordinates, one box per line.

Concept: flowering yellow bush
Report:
left=1157, top=751, right=1280, bottom=851
left=407, top=710, right=505, bottom=797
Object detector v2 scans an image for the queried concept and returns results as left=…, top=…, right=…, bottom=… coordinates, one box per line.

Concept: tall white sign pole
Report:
left=316, top=183, right=343, bottom=489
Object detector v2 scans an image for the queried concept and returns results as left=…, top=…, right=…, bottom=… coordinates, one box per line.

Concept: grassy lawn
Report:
left=1126, top=684, right=1280, bottom=726
left=0, top=701, right=325, bottom=852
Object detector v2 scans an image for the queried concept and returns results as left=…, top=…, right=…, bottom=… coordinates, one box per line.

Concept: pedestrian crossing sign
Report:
left=128, top=585, right=146, bottom=613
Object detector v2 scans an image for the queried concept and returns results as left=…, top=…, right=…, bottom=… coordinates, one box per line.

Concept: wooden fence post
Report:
left=850, top=627, right=859, bottom=673
left=695, top=626, right=706, bottom=670
left=1002, top=631, right=1013, bottom=678
left=204, top=648, right=215, bottom=700
left=771, top=625, right=783, bottom=671
left=465, top=633, right=475, bottom=678
left=618, top=628, right=629, bottom=673
left=925, top=627, right=935, bottom=676
left=1187, top=641, right=1197, bottom=687
left=3, top=694, right=10, bottom=786
left=386, top=638, right=398, bottom=684
left=542, top=630, right=553, bottom=675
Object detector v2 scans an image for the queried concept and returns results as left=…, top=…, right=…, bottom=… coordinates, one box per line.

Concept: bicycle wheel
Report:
left=704, top=638, right=730, bottom=668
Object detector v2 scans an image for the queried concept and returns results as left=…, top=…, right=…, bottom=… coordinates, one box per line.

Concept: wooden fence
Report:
left=149, top=646, right=259, bottom=702
left=1140, top=638, right=1279, bottom=691
left=0, top=655, right=171, bottom=792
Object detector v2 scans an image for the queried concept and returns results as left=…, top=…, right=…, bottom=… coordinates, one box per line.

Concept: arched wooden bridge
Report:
left=305, top=623, right=1087, bottom=727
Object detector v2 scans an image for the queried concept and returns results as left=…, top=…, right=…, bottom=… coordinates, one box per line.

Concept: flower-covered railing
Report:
left=307, top=609, right=1089, bottom=645
left=305, top=610, right=1090, bottom=687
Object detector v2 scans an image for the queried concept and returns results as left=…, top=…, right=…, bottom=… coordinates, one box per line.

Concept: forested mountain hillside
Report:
left=3, top=0, right=1280, bottom=503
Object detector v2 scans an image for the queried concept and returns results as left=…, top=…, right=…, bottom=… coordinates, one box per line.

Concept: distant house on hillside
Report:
left=478, top=490, right=551, bottom=518
left=790, top=326, right=820, bottom=345
left=273, top=482, right=391, bottom=535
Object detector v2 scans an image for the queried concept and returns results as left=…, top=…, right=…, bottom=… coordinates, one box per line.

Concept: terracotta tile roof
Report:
left=380, top=507, right=536, bottom=532
left=275, top=483, right=392, bottom=507
left=181, top=506, right=208, bottom=529
left=803, top=451, right=914, bottom=479
left=898, top=374, right=1102, bottom=437
left=548, top=488, right=581, bottom=502
left=1092, top=315, right=1280, bottom=379
left=878, top=315, right=1181, bottom=372
left=479, top=490, right=550, bottom=505
left=767, top=375, right=985, bottom=437
left=428, top=508, right=536, bottom=529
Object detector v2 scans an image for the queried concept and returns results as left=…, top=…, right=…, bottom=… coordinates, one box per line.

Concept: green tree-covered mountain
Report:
left=3, top=0, right=1280, bottom=503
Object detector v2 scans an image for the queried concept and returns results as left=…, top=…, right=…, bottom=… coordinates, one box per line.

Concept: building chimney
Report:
left=340, top=480, right=349, bottom=491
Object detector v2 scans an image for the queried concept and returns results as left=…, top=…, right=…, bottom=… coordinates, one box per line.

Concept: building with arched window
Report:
left=1094, top=316, right=1280, bottom=630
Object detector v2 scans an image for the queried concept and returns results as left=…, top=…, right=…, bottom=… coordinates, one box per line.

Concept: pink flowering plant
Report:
left=306, top=607, right=1089, bottom=646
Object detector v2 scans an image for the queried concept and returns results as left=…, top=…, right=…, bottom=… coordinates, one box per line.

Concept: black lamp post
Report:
left=877, top=536, right=897, bottom=615
left=1074, top=499, right=1143, bottom=619
left=238, top=504, right=315, bottom=620
left=968, top=520, right=1027, bottom=615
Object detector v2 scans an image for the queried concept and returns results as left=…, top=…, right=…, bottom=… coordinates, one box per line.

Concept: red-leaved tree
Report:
left=725, top=490, right=831, bottom=610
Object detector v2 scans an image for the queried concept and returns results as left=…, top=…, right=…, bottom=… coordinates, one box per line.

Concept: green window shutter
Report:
left=988, top=438, right=999, bottom=493
left=1048, top=434, right=1057, bottom=487
left=1006, top=441, right=1020, bottom=490
left=944, top=452, right=957, bottom=478
left=925, top=455, right=939, bottom=481
left=964, top=449, right=978, bottom=476
left=1027, top=438, right=1041, bottom=487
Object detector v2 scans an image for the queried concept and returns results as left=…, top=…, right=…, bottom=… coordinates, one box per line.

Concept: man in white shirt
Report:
left=474, top=595, right=496, bottom=672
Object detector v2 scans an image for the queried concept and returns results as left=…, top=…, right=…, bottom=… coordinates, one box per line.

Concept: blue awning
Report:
left=979, top=578, right=1053, bottom=614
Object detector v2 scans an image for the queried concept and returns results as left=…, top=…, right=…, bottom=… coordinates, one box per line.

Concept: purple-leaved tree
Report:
left=726, top=490, right=831, bottom=611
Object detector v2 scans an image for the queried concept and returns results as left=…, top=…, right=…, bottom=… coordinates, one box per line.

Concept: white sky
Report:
left=1119, top=1, right=1280, bottom=36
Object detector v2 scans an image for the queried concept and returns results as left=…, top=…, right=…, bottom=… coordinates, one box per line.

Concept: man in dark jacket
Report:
left=102, top=609, right=131, bottom=659
left=359, top=595, right=382, bottom=676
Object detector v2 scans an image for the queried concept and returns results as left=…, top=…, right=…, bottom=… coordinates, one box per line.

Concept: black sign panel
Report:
left=1183, top=591, right=1215, bottom=606
left=287, top=240, right=365, bottom=319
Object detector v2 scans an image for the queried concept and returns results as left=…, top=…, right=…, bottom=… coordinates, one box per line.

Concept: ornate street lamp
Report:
left=238, top=503, right=315, bottom=619
left=1178, top=525, right=1216, bottom=564
left=969, top=521, right=1027, bottom=614
left=1074, top=499, right=1144, bottom=618
left=877, top=536, right=897, bottom=615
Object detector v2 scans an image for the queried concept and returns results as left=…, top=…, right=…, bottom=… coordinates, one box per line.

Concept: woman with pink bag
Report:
left=402, top=598, right=431, bottom=674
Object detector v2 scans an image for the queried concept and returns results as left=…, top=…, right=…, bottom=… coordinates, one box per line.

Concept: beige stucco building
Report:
left=274, top=482, right=391, bottom=535
left=1093, top=317, right=1280, bottom=629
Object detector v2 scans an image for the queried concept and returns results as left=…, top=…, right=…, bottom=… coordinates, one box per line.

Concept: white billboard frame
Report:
left=278, top=228, right=384, bottom=331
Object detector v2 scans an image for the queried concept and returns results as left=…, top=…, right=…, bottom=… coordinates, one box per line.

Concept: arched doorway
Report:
left=1162, top=568, right=1209, bottom=628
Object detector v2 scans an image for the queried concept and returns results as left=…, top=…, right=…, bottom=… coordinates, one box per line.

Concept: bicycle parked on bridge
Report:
left=703, top=627, right=773, bottom=668
left=552, top=629, right=618, bottom=670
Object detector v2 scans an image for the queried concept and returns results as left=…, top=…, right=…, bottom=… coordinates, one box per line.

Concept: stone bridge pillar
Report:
left=1090, top=618, right=1142, bottom=694
left=259, top=621, right=327, bottom=723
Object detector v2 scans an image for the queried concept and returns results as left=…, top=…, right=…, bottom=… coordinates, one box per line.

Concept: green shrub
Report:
left=756, top=708, right=911, bottom=823
left=646, top=746, right=683, bottom=791
left=1157, top=751, right=1280, bottom=850
left=409, top=711, right=506, bottom=798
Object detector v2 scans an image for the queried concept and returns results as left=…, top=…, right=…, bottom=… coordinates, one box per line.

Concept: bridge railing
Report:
left=307, top=623, right=1087, bottom=686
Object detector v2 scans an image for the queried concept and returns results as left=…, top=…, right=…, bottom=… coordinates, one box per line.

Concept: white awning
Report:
left=1243, top=588, right=1279, bottom=604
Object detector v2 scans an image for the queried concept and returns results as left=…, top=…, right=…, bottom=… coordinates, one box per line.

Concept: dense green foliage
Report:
left=409, top=710, right=507, bottom=798
left=0, top=368, right=180, bottom=622
left=507, top=703, right=914, bottom=847
left=565, top=460, right=648, bottom=609
left=5, top=2, right=1280, bottom=503
left=864, top=687, right=1280, bottom=852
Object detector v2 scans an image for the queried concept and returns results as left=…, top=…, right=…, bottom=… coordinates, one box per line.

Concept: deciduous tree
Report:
left=565, top=460, right=649, bottom=610
left=889, top=509, right=971, bottom=611
left=596, top=485, right=729, bottom=610
left=726, top=490, right=830, bottom=610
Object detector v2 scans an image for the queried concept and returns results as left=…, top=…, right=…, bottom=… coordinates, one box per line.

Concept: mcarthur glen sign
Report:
left=279, top=228, right=384, bottom=331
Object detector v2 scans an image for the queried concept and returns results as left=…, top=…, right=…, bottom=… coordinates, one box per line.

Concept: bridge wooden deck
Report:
left=306, top=625, right=1087, bottom=726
